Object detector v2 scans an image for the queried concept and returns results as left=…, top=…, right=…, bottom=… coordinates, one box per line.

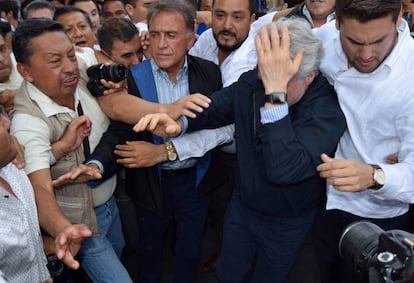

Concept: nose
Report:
left=71, top=26, right=83, bottom=39
left=223, top=15, right=233, bottom=29
left=131, top=54, right=140, bottom=65
left=158, top=34, right=167, bottom=49
left=359, top=45, right=374, bottom=61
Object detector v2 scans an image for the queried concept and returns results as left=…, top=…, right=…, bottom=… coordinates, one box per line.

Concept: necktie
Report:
left=76, top=101, right=91, bottom=158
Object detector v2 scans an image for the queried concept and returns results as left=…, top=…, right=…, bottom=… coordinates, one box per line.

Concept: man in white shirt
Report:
left=0, top=110, right=93, bottom=283
left=314, top=0, right=414, bottom=282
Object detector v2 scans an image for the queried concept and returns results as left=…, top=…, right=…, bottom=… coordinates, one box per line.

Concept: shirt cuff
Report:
left=180, top=116, right=188, bottom=135
left=84, top=159, right=104, bottom=188
left=260, top=104, right=288, bottom=124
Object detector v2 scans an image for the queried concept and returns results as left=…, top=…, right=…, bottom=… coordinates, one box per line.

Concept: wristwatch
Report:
left=264, top=92, right=287, bottom=105
left=165, top=141, right=177, bottom=162
left=369, top=164, right=385, bottom=190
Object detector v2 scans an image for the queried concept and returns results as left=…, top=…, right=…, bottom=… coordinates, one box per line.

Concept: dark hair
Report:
left=54, top=5, right=93, bottom=27
left=97, top=17, right=138, bottom=55
left=12, top=18, right=66, bottom=64
left=123, top=0, right=136, bottom=8
left=0, top=0, right=19, bottom=20
left=69, top=0, right=101, bottom=15
left=336, top=0, right=402, bottom=24
left=212, top=0, right=254, bottom=15
left=24, top=0, right=56, bottom=19
left=147, top=0, right=196, bottom=33
left=0, top=21, right=11, bottom=38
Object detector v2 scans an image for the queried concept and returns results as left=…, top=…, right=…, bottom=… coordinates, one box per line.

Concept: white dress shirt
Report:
left=315, top=20, right=414, bottom=218
left=0, top=163, right=50, bottom=283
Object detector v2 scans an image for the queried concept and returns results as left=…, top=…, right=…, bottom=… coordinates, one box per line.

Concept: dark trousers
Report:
left=136, top=167, right=210, bottom=283
left=313, top=208, right=410, bottom=283
left=216, top=195, right=316, bottom=283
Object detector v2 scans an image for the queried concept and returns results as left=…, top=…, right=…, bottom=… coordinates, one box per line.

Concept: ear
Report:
left=186, top=33, right=196, bottom=50
left=304, top=69, right=317, bottom=87
left=396, top=6, right=403, bottom=27
left=17, top=63, right=34, bottom=83
left=250, top=13, right=256, bottom=24
left=125, top=3, right=134, bottom=18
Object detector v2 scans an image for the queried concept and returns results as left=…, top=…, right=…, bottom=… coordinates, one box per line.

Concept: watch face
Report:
left=375, top=169, right=386, bottom=186
left=168, top=152, right=177, bottom=162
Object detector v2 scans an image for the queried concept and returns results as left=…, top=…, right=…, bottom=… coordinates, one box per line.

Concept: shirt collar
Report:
left=24, top=81, right=79, bottom=119
left=150, top=56, right=189, bottom=81
left=302, top=5, right=336, bottom=28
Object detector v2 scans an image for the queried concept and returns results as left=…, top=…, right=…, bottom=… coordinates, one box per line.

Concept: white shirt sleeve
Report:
left=172, top=124, right=234, bottom=161
left=10, top=113, right=52, bottom=174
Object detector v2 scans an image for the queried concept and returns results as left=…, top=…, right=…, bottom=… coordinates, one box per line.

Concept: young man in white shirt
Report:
left=314, top=0, right=414, bottom=282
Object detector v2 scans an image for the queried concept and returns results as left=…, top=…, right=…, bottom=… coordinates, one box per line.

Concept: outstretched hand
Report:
left=133, top=113, right=182, bottom=137
left=55, top=224, right=92, bottom=270
left=167, top=93, right=211, bottom=120
left=52, top=163, right=102, bottom=187
left=255, top=22, right=304, bottom=94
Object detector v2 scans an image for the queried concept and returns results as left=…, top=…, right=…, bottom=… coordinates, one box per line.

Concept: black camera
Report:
left=339, top=221, right=414, bottom=283
left=86, top=63, right=127, bottom=97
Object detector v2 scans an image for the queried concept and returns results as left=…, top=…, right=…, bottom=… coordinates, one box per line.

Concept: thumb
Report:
left=320, top=153, right=334, bottom=163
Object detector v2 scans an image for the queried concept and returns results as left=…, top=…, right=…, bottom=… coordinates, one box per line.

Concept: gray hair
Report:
left=274, top=17, right=323, bottom=79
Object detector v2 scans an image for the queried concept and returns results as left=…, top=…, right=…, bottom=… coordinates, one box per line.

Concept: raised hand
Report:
left=166, top=93, right=211, bottom=120
left=255, top=22, right=304, bottom=94
left=52, top=116, right=92, bottom=160
left=133, top=113, right=182, bottom=137
left=52, top=163, right=102, bottom=187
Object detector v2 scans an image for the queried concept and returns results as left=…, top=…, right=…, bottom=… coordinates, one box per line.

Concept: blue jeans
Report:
left=216, top=195, right=316, bottom=283
left=78, top=196, right=132, bottom=283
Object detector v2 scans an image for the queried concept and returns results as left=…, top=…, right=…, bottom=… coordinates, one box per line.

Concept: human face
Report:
left=200, top=0, right=213, bottom=11
left=74, top=1, right=101, bottom=35
left=126, top=0, right=155, bottom=23
left=109, top=35, right=143, bottom=68
left=149, top=11, right=195, bottom=80
left=102, top=0, right=127, bottom=21
left=26, top=8, right=54, bottom=19
left=337, top=15, right=400, bottom=73
left=57, top=11, right=96, bottom=48
left=0, top=114, right=16, bottom=168
left=17, top=31, right=79, bottom=103
left=305, top=0, right=335, bottom=26
left=0, top=34, right=11, bottom=83
left=212, top=0, right=255, bottom=53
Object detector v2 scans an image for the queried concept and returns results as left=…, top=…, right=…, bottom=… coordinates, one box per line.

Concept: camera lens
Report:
left=104, top=64, right=127, bottom=83
left=339, top=221, right=383, bottom=275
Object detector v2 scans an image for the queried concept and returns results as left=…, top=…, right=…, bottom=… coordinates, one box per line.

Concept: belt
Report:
left=161, top=166, right=195, bottom=176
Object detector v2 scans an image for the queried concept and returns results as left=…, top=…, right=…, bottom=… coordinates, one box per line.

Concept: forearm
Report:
left=173, top=125, right=234, bottom=160
left=98, top=93, right=164, bottom=124
left=29, top=169, right=72, bottom=237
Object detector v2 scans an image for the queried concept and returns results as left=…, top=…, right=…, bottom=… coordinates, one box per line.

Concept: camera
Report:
left=339, top=221, right=414, bottom=283
left=86, top=63, right=127, bottom=97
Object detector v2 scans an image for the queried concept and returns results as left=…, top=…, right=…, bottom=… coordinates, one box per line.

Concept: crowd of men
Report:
left=1, top=0, right=414, bottom=282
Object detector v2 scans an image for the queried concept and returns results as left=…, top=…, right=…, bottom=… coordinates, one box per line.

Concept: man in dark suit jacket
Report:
left=134, top=18, right=346, bottom=283
left=54, top=0, right=225, bottom=282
